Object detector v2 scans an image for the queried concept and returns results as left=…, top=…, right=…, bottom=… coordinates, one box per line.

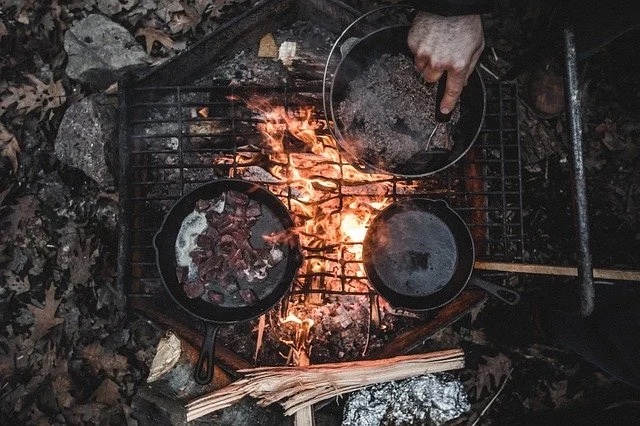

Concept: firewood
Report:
left=185, top=348, right=464, bottom=421
left=294, top=405, right=314, bottom=426
left=147, top=331, right=232, bottom=400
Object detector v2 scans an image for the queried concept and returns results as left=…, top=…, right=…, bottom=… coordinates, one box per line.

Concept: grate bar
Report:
left=121, top=81, right=524, bottom=300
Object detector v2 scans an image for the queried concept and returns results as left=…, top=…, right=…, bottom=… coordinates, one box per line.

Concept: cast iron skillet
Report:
left=363, top=198, right=519, bottom=310
left=329, top=25, right=485, bottom=178
left=154, top=179, right=301, bottom=384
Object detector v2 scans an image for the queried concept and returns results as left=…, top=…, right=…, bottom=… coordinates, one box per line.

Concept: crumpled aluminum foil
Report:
left=342, top=373, right=470, bottom=426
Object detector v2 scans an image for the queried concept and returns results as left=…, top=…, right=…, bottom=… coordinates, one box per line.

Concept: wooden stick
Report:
left=474, top=261, right=640, bottom=282
left=146, top=331, right=231, bottom=400
left=294, top=405, right=314, bottom=426
left=371, top=289, right=487, bottom=359
left=185, top=348, right=465, bottom=421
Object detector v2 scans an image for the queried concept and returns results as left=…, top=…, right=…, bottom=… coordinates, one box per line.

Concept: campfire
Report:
left=199, top=97, right=411, bottom=364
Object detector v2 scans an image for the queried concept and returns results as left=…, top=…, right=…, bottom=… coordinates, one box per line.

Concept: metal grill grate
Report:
left=118, top=80, right=524, bottom=301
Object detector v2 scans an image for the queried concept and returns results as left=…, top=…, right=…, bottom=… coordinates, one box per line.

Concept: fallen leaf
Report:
left=5, top=272, right=30, bottom=294
left=475, top=353, right=511, bottom=398
left=81, top=342, right=128, bottom=375
left=0, top=123, right=20, bottom=172
left=27, top=285, right=65, bottom=342
left=95, top=0, right=138, bottom=15
left=0, top=185, right=11, bottom=207
left=52, top=374, right=75, bottom=408
left=0, top=21, right=7, bottom=39
left=0, top=335, right=16, bottom=377
left=1, top=195, right=38, bottom=242
left=258, top=33, right=278, bottom=58
left=135, top=27, right=174, bottom=54
left=0, top=75, right=66, bottom=119
left=156, top=0, right=185, bottom=23
left=208, top=0, right=239, bottom=19
left=549, top=379, right=568, bottom=407
left=93, top=378, right=121, bottom=405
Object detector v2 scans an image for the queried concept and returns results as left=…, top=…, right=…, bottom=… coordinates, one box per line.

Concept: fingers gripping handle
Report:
left=435, top=72, right=452, bottom=123
left=195, top=323, right=220, bottom=385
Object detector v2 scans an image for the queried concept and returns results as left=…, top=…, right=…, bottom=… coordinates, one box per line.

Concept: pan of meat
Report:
left=154, top=179, right=302, bottom=384
left=328, top=25, right=486, bottom=177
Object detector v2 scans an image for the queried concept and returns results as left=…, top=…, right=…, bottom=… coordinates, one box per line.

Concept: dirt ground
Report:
left=0, top=0, right=639, bottom=425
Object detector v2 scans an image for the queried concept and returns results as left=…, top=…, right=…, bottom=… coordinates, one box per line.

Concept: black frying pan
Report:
left=154, top=179, right=302, bottom=384
left=329, top=25, right=485, bottom=177
left=363, top=198, right=519, bottom=310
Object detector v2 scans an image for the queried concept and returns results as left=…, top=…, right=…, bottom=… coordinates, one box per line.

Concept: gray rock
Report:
left=55, top=94, right=117, bottom=187
left=64, top=14, right=148, bottom=87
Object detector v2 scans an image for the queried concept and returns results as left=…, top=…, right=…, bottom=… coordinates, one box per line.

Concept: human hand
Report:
left=408, top=12, right=484, bottom=114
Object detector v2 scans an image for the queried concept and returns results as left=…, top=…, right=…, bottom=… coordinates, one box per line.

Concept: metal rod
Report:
left=563, top=27, right=595, bottom=316
left=116, top=74, right=133, bottom=312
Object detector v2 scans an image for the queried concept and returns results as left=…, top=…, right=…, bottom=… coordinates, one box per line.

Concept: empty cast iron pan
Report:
left=154, top=179, right=302, bottom=384
left=363, top=198, right=519, bottom=310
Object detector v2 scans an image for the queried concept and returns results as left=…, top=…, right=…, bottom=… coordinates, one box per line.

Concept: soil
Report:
left=337, top=53, right=460, bottom=167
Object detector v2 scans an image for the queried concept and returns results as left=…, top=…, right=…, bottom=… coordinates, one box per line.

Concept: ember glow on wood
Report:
left=185, top=348, right=465, bottom=421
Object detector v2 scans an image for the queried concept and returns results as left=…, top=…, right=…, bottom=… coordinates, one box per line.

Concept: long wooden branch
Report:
left=185, top=348, right=465, bottom=422
left=474, top=261, right=640, bottom=282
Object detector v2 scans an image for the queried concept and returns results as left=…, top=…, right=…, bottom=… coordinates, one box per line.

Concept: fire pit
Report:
left=117, top=0, right=523, bottom=371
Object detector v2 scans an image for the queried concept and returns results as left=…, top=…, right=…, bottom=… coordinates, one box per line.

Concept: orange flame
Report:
left=227, top=98, right=394, bottom=286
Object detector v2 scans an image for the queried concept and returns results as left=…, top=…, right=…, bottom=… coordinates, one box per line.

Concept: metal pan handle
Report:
left=195, top=323, right=220, bottom=385
left=469, top=275, right=520, bottom=305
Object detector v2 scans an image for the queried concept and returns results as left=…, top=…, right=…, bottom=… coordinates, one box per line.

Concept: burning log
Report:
left=185, top=348, right=465, bottom=421
left=146, top=331, right=231, bottom=400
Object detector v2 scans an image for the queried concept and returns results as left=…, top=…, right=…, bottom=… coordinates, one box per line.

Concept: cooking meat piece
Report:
left=196, top=234, right=215, bottom=248
left=205, top=210, right=222, bottom=223
left=190, top=250, right=207, bottom=265
left=199, top=256, right=222, bottom=281
left=178, top=190, right=286, bottom=305
left=183, top=280, right=205, bottom=299
left=206, top=290, right=224, bottom=305
left=246, top=202, right=262, bottom=218
left=227, top=190, right=249, bottom=206
left=235, top=205, right=247, bottom=217
left=239, top=289, right=257, bottom=305
left=195, top=199, right=211, bottom=212
left=220, top=234, right=235, bottom=245
left=220, top=275, right=239, bottom=293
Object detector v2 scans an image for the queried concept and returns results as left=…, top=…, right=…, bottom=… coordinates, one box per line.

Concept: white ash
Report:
left=241, top=166, right=281, bottom=183
left=175, top=210, right=208, bottom=280
left=342, top=373, right=470, bottom=426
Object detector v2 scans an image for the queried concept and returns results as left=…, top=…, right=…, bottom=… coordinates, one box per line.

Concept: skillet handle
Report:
left=469, top=276, right=520, bottom=305
left=195, top=323, right=220, bottom=385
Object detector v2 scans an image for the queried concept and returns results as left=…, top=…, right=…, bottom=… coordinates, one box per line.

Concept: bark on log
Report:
left=370, top=289, right=487, bottom=359
left=147, top=331, right=232, bottom=400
